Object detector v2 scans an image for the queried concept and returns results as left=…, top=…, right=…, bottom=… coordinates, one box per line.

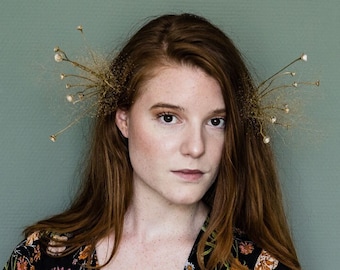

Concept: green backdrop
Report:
left=1, top=1, right=339, bottom=269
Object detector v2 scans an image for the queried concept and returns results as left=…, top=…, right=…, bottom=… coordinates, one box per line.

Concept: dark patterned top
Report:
left=4, top=222, right=290, bottom=270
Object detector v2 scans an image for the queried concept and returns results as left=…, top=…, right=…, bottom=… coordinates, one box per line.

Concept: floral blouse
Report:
left=4, top=223, right=290, bottom=270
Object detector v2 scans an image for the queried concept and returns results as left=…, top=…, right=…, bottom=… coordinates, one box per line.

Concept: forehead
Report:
left=134, top=64, right=224, bottom=109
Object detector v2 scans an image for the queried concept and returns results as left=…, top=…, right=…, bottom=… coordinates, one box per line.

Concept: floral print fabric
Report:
left=4, top=225, right=289, bottom=270
left=4, top=232, right=97, bottom=270
left=183, top=226, right=289, bottom=270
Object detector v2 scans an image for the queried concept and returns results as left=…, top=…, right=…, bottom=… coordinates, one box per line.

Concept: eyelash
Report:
left=156, top=112, right=226, bottom=129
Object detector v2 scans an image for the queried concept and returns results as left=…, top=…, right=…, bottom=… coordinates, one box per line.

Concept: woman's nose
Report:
left=180, top=124, right=205, bottom=158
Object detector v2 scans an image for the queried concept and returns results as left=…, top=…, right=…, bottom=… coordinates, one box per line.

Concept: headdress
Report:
left=247, top=54, right=319, bottom=143
left=50, top=26, right=319, bottom=143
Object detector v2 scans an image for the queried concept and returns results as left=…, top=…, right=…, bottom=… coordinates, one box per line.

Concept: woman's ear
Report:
left=115, top=108, right=129, bottom=138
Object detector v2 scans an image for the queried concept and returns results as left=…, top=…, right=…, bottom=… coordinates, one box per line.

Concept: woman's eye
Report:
left=158, top=113, right=178, bottom=124
left=208, top=117, right=226, bottom=128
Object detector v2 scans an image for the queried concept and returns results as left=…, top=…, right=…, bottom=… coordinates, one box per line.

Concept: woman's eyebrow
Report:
left=211, top=108, right=226, bottom=115
left=149, top=103, right=185, bottom=111
left=150, top=103, right=226, bottom=115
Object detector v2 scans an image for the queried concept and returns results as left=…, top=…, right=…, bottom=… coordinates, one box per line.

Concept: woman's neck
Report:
left=95, top=184, right=209, bottom=269
left=123, top=193, right=209, bottom=242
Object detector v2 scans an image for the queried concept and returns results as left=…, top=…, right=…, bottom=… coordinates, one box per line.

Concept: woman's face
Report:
left=116, top=64, right=225, bottom=206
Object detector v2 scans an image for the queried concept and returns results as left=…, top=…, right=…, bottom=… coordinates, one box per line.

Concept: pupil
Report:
left=212, top=118, right=220, bottom=126
left=164, top=115, right=173, bottom=122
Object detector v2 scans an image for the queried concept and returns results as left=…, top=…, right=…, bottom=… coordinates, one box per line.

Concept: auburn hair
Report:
left=25, top=13, right=300, bottom=269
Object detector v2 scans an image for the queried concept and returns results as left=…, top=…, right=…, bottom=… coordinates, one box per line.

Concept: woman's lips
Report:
left=171, top=169, right=204, bottom=182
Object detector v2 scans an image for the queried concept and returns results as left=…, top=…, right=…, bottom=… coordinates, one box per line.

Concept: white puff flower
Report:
left=77, top=25, right=83, bottom=32
left=284, top=104, right=290, bottom=113
left=66, top=95, right=74, bottom=102
left=54, top=52, right=64, bottom=62
left=300, top=53, right=307, bottom=62
left=263, top=136, right=271, bottom=144
left=270, top=116, right=277, bottom=124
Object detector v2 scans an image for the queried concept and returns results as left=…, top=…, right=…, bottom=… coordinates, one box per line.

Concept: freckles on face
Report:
left=120, top=64, right=226, bottom=205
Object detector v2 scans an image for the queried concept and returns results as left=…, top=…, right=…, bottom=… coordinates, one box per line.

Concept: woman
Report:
left=4, top=13, right=300, bottom=270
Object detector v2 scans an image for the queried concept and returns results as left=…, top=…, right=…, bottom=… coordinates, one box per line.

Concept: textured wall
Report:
left=1, top=1, right=339, bottom=269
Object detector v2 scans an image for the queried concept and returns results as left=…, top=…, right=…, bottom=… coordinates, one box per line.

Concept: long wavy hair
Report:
left=25, top=13, right=300, bottom=269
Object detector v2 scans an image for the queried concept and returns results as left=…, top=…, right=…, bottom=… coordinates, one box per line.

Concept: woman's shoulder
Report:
left=4, top=232, right=42, bottom=270
left=232, top=228, right=290, bottom=270
left=4, top=232, right=97, bottom=270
